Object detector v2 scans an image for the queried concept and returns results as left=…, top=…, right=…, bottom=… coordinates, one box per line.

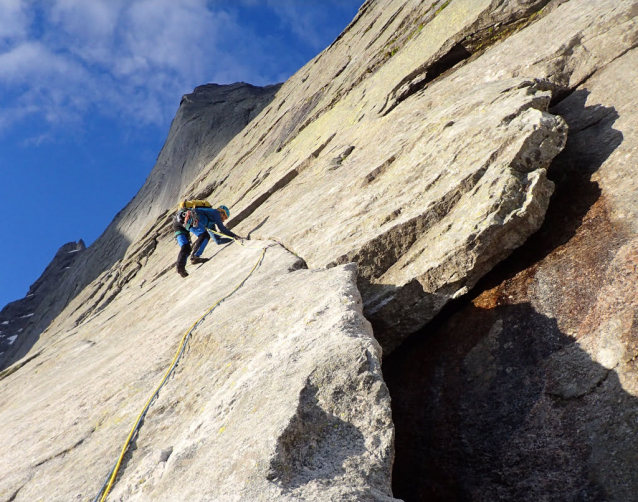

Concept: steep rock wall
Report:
left=175, top=0, right=637, bottom=354
left=1, top=0, right=637, bottom=500
left=0, top=232, right=395, bottom=501
left=1, top=83, right=279, bottom=371
left=180, top=0, right=591, bottom=353
left=385, top=15, right=638, bottom=502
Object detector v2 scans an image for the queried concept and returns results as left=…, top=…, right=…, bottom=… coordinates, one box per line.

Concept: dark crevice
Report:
left=230, top=178, right=265, bottom=210
left=74, top=282, right=114, bottom=326
left=360, top=155, right=396, bottom=187
left=7, top=484, right=26, bottom=502
left=328, top=145, right=355, bottom=170
left=383, top=89, right=625, bottom=502
left=74, top=232, right=154, bottom=327
left=151, top=263, right=176, bottom=283
left=229, top=169, right=299, bottom=230
left=74, top=213, right=170, bottom=326
left=332, top=59, right=351, bottom=80
left=382, top=0, right=556, bottom=116
left=234, top=133, right=336, bottom=209
left=383, top=42, right=471, bottom=116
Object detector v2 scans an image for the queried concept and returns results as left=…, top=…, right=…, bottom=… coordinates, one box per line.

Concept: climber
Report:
left=173, top=203, right=240, bottom=277
left=190, top=204, right=240, bottom=255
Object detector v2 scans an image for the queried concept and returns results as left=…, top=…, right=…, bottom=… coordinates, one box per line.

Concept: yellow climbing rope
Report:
left=94, top=236, right=269, bottom=502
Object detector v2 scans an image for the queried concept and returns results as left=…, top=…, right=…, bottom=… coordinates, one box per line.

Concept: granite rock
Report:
left=2, top=0, right=638, bottom=500
left=186, top=0, right=579, bottom=353
left=1, top=83, right=279, bottom=370
left=0, top=236, right=395, bottom=501
left=384, top=34, right=638, bottom=502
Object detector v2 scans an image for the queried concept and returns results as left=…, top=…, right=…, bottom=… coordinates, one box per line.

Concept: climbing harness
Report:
left=93, top=234, right=272, bottom=502
left=183, top=209, right=198, bottom=230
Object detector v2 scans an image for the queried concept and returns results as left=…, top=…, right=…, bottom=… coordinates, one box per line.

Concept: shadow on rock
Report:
left=384, top=301, right=637, bottom=501
left=267, top=383, right=366, bottom=490
left=382, top=89, right=635, bottom=498
left=478, top=90, right=623, bottom=292
left=246, top=216, right=270, bottom=238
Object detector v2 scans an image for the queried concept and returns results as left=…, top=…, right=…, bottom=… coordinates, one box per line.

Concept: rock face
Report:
left=1, top=83, right=279, bottom=371
left=1, top=0, right=638, bottom=500
left=0, top=236, right=395, bottom=501
left=186, top=0, right=576, bottom=353
left=384, top=5, right=638, bottom=500
left=0, top=240, right=85, bottom=368
left=139, top=82, right=283, bottom=230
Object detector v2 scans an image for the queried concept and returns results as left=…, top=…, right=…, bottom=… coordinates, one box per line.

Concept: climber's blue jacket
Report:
left=193, top=207, right=237, bottom=243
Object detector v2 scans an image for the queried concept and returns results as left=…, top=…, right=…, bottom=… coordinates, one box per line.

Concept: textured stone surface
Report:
left=184, top=0, right=574, bottom=353
left=1, top=83, right=279, bottom=370
left=181, top=0, right=637, bottom=354
left=0, top=233, right=395, bottom=501
left=1, top=0, right=637, bottom=500
left=384, top=38, right=638, bottom=502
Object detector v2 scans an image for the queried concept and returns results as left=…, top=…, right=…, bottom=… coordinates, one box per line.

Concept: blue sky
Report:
left=0, top=0, right=362, bottom=308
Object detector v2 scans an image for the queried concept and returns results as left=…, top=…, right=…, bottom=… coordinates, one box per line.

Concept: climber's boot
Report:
left=176, top=263, right=188, bottom=278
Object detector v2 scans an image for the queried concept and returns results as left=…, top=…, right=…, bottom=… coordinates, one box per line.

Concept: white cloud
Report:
left=0, top=40, right=94, bottom=130
left=124, top=0, right=218, bottom=81
left=0, top=42, right=87, bottom=85
left=0, top=1, right=238, bottom=130
left=266, top=0, right=326, bottom=49
left=0, top=0, right=29, bottom=42
left=0, top=0, right=358, bottom=136
left=49, top=0, right=123, bottom=37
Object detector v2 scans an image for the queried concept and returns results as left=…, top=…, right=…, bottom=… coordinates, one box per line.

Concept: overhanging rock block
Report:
left=235, top=78, right=568, bottom=354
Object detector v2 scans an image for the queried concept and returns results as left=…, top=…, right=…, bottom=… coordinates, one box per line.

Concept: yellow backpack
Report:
left=179, top=199, right=212, bottom=209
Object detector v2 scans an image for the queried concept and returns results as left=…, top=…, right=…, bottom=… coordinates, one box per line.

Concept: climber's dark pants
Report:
left=176, top=234, right=192, bottom=267
left=191, top=231, right=210, bottom=258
